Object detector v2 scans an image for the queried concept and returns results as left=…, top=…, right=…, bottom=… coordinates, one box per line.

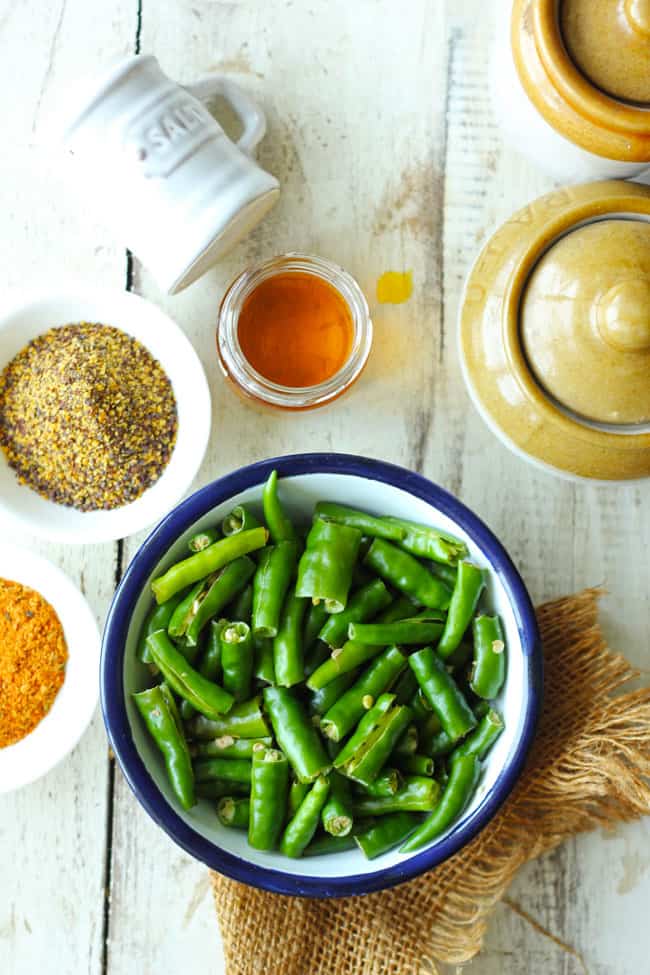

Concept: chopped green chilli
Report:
left=249, top=748, right=289, bottom=850
left=133, top=471, right=508, bottom=860
left=188, top=528, right=220, bottom=553
left=217, top=796, right=250, bottom=829
left=296, top=519, right=362, bottom=613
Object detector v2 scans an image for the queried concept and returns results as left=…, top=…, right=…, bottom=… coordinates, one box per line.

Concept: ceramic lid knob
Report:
left=561, top=0, right=650, bottom=104
left=521, top=219, right=650, bottom=425
left=597, top=279, right=650, bottom=353
left=626, top=0, right=650, bottom=36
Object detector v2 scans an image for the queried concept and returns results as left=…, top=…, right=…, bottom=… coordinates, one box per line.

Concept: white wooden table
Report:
left=1, top=3, right=649, bottom=973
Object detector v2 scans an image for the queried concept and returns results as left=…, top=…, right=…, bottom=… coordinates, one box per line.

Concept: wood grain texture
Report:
left=1, top=1, right=649, bottom=973
left=107, top=765, right=220, bottom=975
left=0, top=2, right=134, bottom=975
left=438, top=6, right=650, bottom=975
left=113, top=3, right=447, bottom=971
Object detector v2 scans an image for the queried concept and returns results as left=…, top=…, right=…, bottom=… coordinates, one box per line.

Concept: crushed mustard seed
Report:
left=0, top=322, right=178, bottom=511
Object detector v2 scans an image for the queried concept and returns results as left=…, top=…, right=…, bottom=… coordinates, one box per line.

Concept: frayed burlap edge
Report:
left=210, top=589, right=650, bottom=975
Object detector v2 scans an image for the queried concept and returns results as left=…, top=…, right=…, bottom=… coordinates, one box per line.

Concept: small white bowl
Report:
left=0, top=543, right=101, bottom=792
left=0, top=290, right=211, bottom=544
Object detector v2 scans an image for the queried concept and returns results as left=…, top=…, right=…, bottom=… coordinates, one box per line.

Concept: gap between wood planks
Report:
left=100, top=531, right=122, bottom=974
left=101, top=6, right=143, bottom=968
left=410, top=21, right=459, bottom=477
left=436, top=25, right=460, bottom=370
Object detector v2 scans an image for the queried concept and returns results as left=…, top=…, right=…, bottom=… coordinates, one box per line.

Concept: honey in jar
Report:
left=217, top=254, right=372, bottom=410
left=237, top=272, right=353, bottom=388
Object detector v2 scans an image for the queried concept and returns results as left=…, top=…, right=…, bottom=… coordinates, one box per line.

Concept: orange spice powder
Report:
left=0, top=578, right=68, bottom=748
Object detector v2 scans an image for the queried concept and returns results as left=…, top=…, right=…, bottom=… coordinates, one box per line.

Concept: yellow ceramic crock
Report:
left=512, top=0, right=650, bottom=162
left=459, top=180, right=650, bottom=481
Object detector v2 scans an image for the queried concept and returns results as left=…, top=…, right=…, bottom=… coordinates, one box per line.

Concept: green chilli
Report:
left=133, top=683, right=195, bottom=810
left=217, top=797, right=250, bottom=829
left=151, top=528, right=268, bottom=604
left=146, top=630, right=234, bottom=719
left=295, top=520, right=362, bottom=613
left=364, top=539, right=452, bottom=611
left=248, top=748, right=290, bottom=850
left=400, top=754, right=480, bottom=852
left=470, top=615, right=506, bottom=699
left=280, top=776, right=330, bottom=858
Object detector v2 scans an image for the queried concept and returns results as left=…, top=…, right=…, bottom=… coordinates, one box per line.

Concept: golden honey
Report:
left=237, top=272, right=353, bottom=388
left=217, top=254, right=372, bottom=410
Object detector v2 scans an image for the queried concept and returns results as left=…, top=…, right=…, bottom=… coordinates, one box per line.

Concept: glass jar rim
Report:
left=217, top=253, right=373, bottom=409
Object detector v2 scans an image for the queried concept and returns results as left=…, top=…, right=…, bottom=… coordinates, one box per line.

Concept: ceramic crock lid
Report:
left=511, top=0, right=650, bottom=162
left=521, top=219, right=650, bottom=425
left=561, top=0, right=650, bottom=105
left=459, top=181, right=650, bottom=481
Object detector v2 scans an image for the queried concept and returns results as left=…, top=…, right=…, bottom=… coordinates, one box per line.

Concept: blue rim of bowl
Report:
left=101, top=452, right=542, bottom=898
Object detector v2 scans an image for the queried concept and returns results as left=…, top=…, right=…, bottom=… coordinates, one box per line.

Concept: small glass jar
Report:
left=217, top=253, right=372, bottom=410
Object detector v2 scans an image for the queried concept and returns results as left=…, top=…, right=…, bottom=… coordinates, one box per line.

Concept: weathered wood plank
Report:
left=3, top=1, right=642, bottom=973
left=440, top=5, right=650, bottom=975
left=110, top=2, right=650, bottom=973
left=110, top=1, right=447, bottom=972
left=0, top=2, right=134, bottom=974
left=109, top=765, right=221, bottom=974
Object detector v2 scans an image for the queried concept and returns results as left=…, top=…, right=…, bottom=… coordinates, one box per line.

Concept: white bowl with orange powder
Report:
left=0, top=543, right=100, bottom=792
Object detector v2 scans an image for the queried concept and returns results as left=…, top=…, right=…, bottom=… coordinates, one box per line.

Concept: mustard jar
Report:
left=492, top=0, right=650, bottom=181
left=459, top=180, right=650, bottom=481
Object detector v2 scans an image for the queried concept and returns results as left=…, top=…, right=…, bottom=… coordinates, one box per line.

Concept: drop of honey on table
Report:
left=237, top=272, right=354, bottom=388
left=376, top=270, right=413, bottom=304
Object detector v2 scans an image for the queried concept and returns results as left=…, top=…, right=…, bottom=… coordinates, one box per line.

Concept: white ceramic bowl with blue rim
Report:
left=101, top=453, right=542, bottom=897
left=0, top=289, right=211, bottom=544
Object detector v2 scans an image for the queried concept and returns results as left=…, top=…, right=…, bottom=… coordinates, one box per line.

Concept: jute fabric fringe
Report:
left=210, top=589, right=650, bottom=974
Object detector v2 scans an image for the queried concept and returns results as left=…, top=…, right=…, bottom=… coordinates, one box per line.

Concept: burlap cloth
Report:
left=210, top=589, right=650, bottom=973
